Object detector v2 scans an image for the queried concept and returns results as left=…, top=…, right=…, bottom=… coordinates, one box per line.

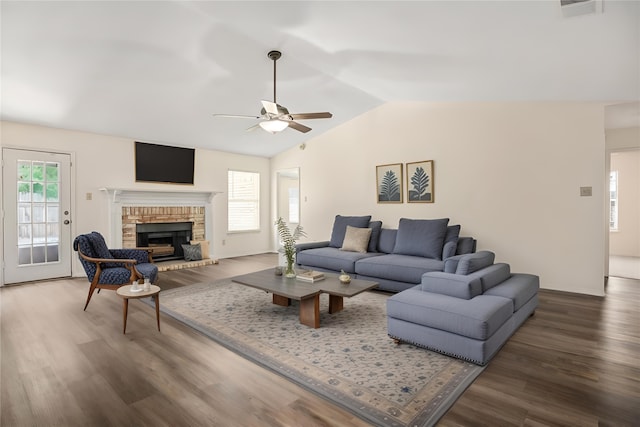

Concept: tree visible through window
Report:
left=228, top=170, right=260, bottom=232
left=610, top=170, right=618, bottom=231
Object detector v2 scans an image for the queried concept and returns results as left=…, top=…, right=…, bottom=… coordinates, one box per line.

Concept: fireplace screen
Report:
left=136, top=222, right=193, bottom=261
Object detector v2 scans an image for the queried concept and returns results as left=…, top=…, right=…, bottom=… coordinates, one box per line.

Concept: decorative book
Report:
left=296, top=270, right=325, bottom=282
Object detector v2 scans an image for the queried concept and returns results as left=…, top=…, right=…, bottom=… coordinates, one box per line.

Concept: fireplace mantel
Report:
left=99, top=188, right=221, bottom=205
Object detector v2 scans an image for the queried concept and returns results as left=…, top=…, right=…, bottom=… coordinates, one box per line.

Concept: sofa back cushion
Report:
left=478, top=263, right=511, bottom=292
left=442, top=225, right=461, bottom=259
left=456, top=237, right=477, bottom=255
left=420, top=271, right=483, bottom=300
left=367, top=220, right=383, bottom=252
left=392, top=218, right=450, bottom=260
left=329, top=215, right=372, bottom=248
left=377, top=228, right=397, bottom=254
left=455, top=251, right=496, bottom=275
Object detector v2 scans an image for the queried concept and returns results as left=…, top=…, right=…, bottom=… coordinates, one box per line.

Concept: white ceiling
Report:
left=2, top=1, right=638, bottom=158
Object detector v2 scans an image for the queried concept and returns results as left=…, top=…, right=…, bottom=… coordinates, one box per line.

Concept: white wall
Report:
left=272, top=102, right=607, bottom=296
left=1, top=121, right=273, bottom=280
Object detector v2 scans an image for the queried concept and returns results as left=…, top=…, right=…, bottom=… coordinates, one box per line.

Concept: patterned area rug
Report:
left=156, top=280, right=485, bottom=426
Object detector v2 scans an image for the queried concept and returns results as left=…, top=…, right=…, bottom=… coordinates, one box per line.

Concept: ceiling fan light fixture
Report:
left=259, top=119, right=289, bottom=133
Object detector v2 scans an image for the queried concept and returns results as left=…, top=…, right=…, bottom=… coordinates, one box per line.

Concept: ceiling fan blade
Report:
left=246, top=123, right=261, bottom=132
left=289, top=112, right=333, bottom=120
left=261, top=100, right=279, bottom=115
left=287, top=121, right=312, bottom=133
left=213, top=114, right=260, bottom=119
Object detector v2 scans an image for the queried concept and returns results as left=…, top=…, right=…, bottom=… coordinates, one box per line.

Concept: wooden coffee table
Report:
left=231, top=269, right=378, bottom=328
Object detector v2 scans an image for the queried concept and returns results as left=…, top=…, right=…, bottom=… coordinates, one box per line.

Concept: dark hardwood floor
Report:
left=1, top=253, right=638, bottom=426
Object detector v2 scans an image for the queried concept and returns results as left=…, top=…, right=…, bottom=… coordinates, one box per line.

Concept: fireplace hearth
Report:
left=136, top=222, right=193, bottom=261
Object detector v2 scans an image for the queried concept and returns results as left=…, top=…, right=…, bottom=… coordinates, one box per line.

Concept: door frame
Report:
left=606, top=146, right=640, bottom=279
left=1, top=146, right=77, bottom=286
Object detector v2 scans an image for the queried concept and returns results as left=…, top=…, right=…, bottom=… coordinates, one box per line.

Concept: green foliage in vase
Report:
left=275, top=217, right=306, bottom=266
left=379, top=170, right=400, bottom=201
left=409, top=167, right=430, bottom=201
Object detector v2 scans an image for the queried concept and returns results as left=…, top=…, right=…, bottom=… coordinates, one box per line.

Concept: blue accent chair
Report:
left=73, top=231, right=158, bottom=310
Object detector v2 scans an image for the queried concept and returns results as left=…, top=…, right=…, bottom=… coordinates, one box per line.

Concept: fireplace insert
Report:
left=136, top=222, right=193, bottom=261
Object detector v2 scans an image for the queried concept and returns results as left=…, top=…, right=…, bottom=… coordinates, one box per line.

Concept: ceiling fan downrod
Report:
left=267, top=50, right=281, bottom=104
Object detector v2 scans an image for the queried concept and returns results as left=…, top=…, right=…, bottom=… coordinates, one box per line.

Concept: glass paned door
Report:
left=2, top=149, right=72, bottom=284
left=17, top=160, right=61, bottom=264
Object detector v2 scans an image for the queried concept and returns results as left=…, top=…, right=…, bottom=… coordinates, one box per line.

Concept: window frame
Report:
left=609, top=170, right=618, bottom=232
left=227, top=169, right=261, bottom=233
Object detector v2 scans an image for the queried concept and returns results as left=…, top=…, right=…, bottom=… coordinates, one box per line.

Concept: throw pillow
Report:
left=181, top=243, right=202, bottom=261
left=340, top=226, right=372, bottom=253
left=190, top=240, right=210, bottom=259
left=442, top=225, right=461, bottom=259
left=392, top=218, right=449, bottom=260
left=329, top=215, right=372, bottom=248
left=367, top=220, right=383, bottom=253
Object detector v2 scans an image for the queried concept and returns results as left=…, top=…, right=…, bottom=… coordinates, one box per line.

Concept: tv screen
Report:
left=135, top=141, right=195, bottom=184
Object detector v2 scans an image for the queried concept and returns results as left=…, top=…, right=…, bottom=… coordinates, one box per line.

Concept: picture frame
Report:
left=376, top=163, right=403, bottom=203
left=406, top=160, right=434, bottom=203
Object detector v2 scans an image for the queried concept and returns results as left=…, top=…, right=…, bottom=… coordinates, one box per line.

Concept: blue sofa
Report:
left=387, top=251, right=539, bottom=365
left=296, top=215, right=477, bottom=292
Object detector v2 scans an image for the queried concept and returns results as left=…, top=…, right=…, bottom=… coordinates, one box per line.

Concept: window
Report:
left=228, top=170, right=260, bottom=232
left=610, top=170, right=618, bottom=231
left=288, top=187, right=300, bottom=224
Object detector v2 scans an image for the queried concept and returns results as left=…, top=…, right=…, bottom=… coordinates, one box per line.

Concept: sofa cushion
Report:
left=356, top=254, right=444, bottom=283
left=296, top=247, right=380, bottom=274
left=456, top=237, right=476, bottom=255
left=484, top=273, right=539, bottom=311
left=456, top=251, right=496, bottom=275
left=476, top=263, right=511, bottom=291
left=442, top=225, right=461, bottom=259
left=340, top=226, right=372, bottom=253
left=367, top=220, right=383, bottom=252
left=387, top=289, right=513, bottom=340
left=329, top=215, right=372, bottom=248
left=377, top=228, right=397, bottom=254
left=420, top=271, right=483, bottom=299
left=393, top=218, right=449, bottom=260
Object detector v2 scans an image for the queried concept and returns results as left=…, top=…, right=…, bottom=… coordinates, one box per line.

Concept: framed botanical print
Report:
left=376, top=163, right=403, bottom=203
left=406, top=160, right=434, bottom=203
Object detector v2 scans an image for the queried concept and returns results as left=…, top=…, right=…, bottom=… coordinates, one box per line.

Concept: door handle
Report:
left=64, top=220, right=70, bottom=225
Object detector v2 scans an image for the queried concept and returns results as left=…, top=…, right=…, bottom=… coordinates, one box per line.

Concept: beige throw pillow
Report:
left=340, top=226, right=372, bottom=253
left=190, top=240, right=210, bottom=259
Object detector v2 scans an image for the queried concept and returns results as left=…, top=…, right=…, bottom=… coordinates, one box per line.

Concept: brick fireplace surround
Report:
left=100, top=189, right=218, bottom=269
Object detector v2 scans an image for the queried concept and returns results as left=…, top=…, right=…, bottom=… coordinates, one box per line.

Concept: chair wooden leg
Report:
left=84, top=283, right=98, bottom=311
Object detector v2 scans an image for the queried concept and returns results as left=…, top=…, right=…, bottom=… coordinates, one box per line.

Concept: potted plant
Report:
left=275, top=217, right=306, bottom=278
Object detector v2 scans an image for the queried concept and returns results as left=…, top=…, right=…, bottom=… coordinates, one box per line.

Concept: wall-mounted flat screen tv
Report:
left=135, top=141, right=195, bottom=184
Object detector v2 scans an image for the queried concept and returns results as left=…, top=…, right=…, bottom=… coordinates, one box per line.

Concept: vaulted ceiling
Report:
left=2, top=1, right=638, bottom=157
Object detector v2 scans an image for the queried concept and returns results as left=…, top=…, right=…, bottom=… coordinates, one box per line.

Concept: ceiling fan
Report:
left=213, top=50, right=332, bottom=134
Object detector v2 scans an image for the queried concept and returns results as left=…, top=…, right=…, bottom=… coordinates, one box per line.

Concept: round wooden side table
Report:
left=116, top=284, right=161, bottom=334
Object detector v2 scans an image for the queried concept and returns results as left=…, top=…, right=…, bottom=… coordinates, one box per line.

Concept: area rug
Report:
left=155, top=280, right=485, bottom=426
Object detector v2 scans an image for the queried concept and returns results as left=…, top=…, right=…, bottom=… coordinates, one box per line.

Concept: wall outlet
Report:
left=86, top=192, right=92, bottom=200
left=580, top=186, right=592, bottom=197
left=222, top=239, right=226, bottom=246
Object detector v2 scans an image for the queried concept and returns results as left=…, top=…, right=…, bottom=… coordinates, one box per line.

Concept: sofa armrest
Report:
left=296, top=241, right=330, bottom=255
left=420, top=272, right=483, bottom=299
